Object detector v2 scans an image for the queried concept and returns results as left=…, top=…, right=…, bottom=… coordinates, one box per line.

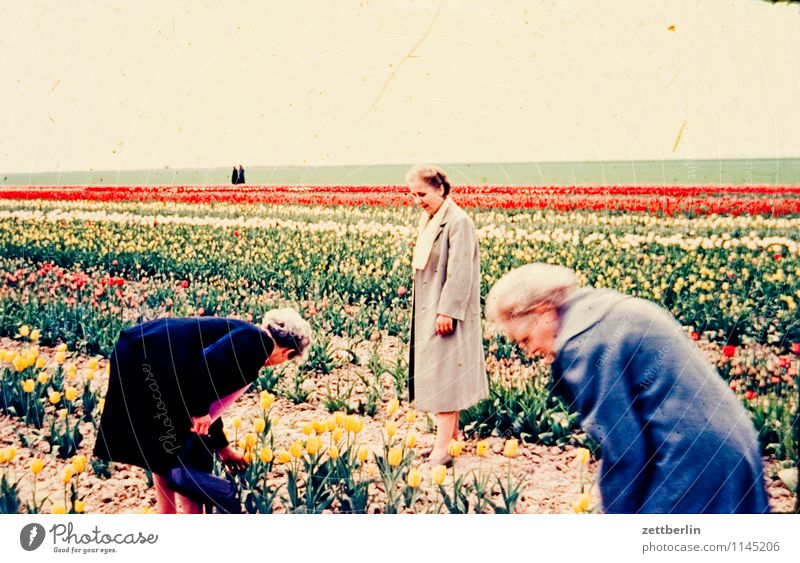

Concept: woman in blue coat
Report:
left=486, top=264, right=770, bottom=513
left=93, top=309, right=311, bottom=513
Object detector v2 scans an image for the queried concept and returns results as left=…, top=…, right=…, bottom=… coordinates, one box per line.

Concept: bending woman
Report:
left=93, top=309, right=311, bottom=513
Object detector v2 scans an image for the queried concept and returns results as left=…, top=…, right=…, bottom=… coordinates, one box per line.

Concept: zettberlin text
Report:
left=642, top=525, right=701, bottom=535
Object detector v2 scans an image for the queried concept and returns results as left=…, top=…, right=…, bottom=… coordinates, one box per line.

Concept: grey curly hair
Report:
left=261, top=308, right=312, bottom=361
left=486, top=264, right=578, bottom=324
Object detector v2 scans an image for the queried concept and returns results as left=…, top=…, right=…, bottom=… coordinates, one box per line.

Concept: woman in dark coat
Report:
left=486, top=264, right=770, bottom=514
left=232, top=166, right=239, bottom=185
left=93, top=309, right=311, bottom=513
left=237, top=164, right=245, bottom=185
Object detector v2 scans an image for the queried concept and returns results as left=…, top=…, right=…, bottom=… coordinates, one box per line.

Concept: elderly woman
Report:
left=93, top=309, right=311, bottom=513
left=486, top=264, right=770, bottom=514
left=406, top=164, right=488, bottom=466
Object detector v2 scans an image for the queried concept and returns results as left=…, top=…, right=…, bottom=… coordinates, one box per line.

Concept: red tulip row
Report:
left=3, top=185, right=800, bottom=215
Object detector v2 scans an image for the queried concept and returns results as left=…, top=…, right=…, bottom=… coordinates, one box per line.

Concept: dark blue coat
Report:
left=551, top=288, right=770, bottom=513
left=93, top=317, right=273, bottom=474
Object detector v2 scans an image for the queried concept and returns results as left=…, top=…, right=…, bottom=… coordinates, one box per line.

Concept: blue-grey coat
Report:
left=551, top=287, right=770, bottom=514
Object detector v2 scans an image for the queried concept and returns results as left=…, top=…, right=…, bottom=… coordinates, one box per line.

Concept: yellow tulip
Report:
left=31, top=458, right=45, bottom=475
left=29, top=329, right=41, bottom=342
left=275, top=450, right=293, bottom=464
left=253, top=417, right=266, bottom=434
left=21, top=379, right=35, bottom=393
left=98, top=399, right=105, bottom=413
left=448, top=439, right=463, bottom=458
left=35, top=357, right=46, bottom=370
left=48, top=391, right=62, bottom=405
left=18, top=324, right=30, bottom=338
left=571, top=493, right=592, bottom=513
left=332, top=427, right=343, bottom=443
left=576, top=448, right=590, bottom=465
left=237, top=438, right=247, bottom=451
left=12, top=355, right=29, bottom=372
left=87, top=358, right=99, bottom=370
left=385, top=421, right=398, bottom=439
left=503, top=438, right=519, bottom=458
left=386, top=398, right=399, bottom=416
left=259, top=447, right=274, bottom=464
left=357, top=447, right=369, bottom=463
left=73, top=500, right=86, bottom=513
left=432, top=464, right=447, bottom=485
left=62, top=466, right=75, bottom=484
left=232, top=416, right=242, bottom=429
left=243, top=451, right=252, bottom=464
left=289, top=441, right=304, bottom=459
left=404, top=432, right=417, bottom=448
left=37, top=372, right=50, bottom=385
left=302, top=422, right=313, bottom=436
left=406, top=467, right=422, bottom=488
left=328, top=445, right=340, bottom=460
left=244, top=433, right=257, bottom=449
left=64, top=386, right=78, bottom=403
left=56, top=343, right=68, bottom=353
left=387, top=447, right=403, bottom=467
left=55, top=351, right=66, bottom=364
left=313, top=419, right=327, bottom=434
left=71, top=455, right=87, bottom=473
left=476, top=440, right=488, bottom=457
left=52, top=504, right=67, bottom=514
left=271, top=415, right=281, bottom=427
left=306, top=436, right=321, bottom=455
left=259, top=391, right=275, bottom=410
left=0, top=447, right=16, bottom=464
left=326, top=417, right=337, bottom=432
left=405, top=409, right=416, bottom=424
left=333, top=411, right=346, bottom=426
left=57, top=408, right=67, bottom=419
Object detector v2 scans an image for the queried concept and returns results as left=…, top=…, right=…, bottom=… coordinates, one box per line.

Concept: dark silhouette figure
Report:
left=231, top=166, right=238, bottom=185
left=237, top=165, right=245, bottom=185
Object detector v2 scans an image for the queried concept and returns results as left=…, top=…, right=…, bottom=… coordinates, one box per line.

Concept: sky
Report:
left=1, top=0, right=799, bottom=173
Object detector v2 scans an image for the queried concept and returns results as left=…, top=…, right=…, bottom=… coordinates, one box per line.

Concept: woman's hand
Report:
left=435, top=314, right=454, bottom=336
left=190, top=414, right=212, bottom=436
left=217, top=445, right=248, bottom=473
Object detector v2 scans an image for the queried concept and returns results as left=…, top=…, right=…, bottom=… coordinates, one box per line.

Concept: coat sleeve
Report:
left=186, top=327, right=273, bottom=417
left=554, top=334, right=651, bottom=513
left=437, top=216, right=477, bottom=321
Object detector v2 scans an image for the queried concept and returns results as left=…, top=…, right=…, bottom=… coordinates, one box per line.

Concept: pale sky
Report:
left=1, top=0, right=799, bottom=173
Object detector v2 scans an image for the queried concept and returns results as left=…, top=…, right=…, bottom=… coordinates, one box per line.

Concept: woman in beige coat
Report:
left=406, top=165, right=489, bottom=466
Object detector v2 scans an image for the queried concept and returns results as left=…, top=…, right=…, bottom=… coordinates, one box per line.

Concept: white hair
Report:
left=261, top=308, right=312, bottom=360
left=486, top=263, right=578, bottom=323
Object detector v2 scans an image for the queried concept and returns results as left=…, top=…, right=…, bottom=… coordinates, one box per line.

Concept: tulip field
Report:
left=0, top=184, right=797, bottom=513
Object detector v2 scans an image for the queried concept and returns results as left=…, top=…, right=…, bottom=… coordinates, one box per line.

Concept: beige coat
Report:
left=409, top=201, right=488, bottom=412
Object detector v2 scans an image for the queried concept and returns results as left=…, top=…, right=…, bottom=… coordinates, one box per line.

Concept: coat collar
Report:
left=553, top=287, right=632, bottom=356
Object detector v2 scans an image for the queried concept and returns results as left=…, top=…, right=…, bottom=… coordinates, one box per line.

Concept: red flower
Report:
left=774, top=253, right=782, bottom=261
left=729, top=380, right=737, bottom=390
left=111, top=259, right=118, bottom=266
left=690, top=331, right=700, bottom=341
left=771, top=376, right=781, bottom=385
left=791, top=342, right=800, bottom=355
left=233, top=231, right=239, bottom=237
left=180, top=280, right=189, bottom=289
left=744, top=390, right=756, bottom=400
left=722, top=345, right=736, bottom=358
left=779, top=356, right=790, bottom=368
left=398, top=286, right=407, bottom=297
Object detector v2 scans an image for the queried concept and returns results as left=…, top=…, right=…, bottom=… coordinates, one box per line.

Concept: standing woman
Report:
left=406, top=164, right=488, bottom=466
left=94, top=309, right=311, bottom=513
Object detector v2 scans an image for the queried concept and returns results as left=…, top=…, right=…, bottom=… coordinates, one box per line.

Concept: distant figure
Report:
left=231, top=166, right=238, bottom=185
left=237, top=165, right=245, bottom=185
